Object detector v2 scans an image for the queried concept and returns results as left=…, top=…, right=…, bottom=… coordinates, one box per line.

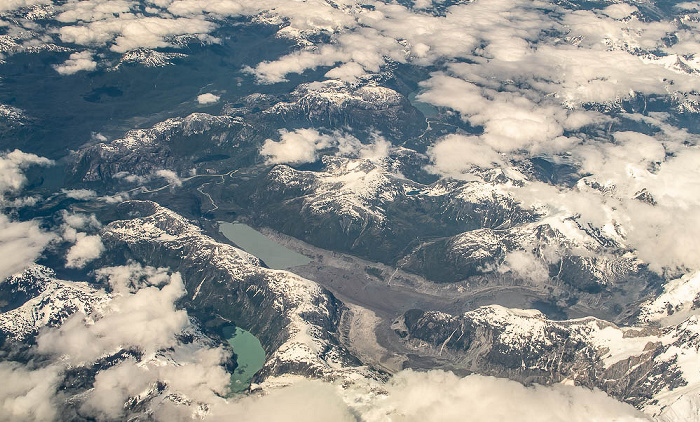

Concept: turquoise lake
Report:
left=218, top=222, right=311, bottom=269
left=223, top=326, right=266, bottom=394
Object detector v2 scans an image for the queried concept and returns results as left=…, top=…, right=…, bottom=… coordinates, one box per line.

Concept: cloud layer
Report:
left=53, top=51, right=97, bottom=75
left=208, top=371, right=648, bottom=422
left=260, top=128, right=333, bottom=165
left=0, top=151, right=55, bottom=281
left=36, top=264, right=190, bottom=364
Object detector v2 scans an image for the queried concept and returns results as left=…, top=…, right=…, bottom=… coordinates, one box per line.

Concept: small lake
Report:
left=223, top=326, right=266, bottom=395
left=408, top=90, right=438, bottom=118
left=218, top=221, right=311, bottom=269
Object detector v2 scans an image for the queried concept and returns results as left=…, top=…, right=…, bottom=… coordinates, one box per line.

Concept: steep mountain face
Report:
left=69, top=113, right=253, bottom=186
left=236, top=156, right=536, bottom=264
left=637, top=272, right=700, bottom=325
left=0, top=265, right=107, bottom=342
left=399, top=221, right=662, bottom=321
left=393, top=305, right=700, bottom=420
left=99, top=200, right=375, bottom=383
left=257, top=80, right=426, bottom=140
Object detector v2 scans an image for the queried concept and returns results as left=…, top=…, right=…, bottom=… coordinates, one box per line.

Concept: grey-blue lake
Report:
left=218, top=222, right=311, bottom=269
left=408, top=90, right=438, bottom=118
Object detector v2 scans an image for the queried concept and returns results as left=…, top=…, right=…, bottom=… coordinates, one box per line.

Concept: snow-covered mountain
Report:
left=394, top=304, right=700, bottom=421
left=99, top=200, right=377, bottom=384
left=2, top=0, right=700, bottom=419
left=0, top=265, right=107, bottom=341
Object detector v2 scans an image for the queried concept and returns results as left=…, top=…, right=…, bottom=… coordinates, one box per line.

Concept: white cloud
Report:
left=114, top=171, right=149, bottom=184
left=53, top=51, right=97, bottom=75
left=65, top=233, right=104, bottom=268
left=97, top=192, right=131, bottom=203
left=60, top=211, right=104, bottom=268
left=574, top=131, right=666, bottom=185
left=602, top=4, right=638, bottom=20
left=260, top=128, right=333, bottom=165
left=0, top=150, right=53, bottom=197
left=498, top=250, right=549, bottom=284
left=58, top=15, right=216, bottom=53
left=208, top=371, right=648, bottom=422
left=0, top=0, right=50, bottom=13
left=208, top=379, right=356, bottom=422
left=417, top=73, right=605, bottom=154
left=0, top=215, right=55, bottom=282
left=426, top=134, right=504, bottom=177
left=81, top=347, right=231, bottom=421
left=507, top=143, right=700, bottom=273
left=36, top=264, right=189, bottom=364
left=166, top=0, right=246, bottom=18
left=61, top=211, right=101, bottom=231
left=335, top=132, right=363, bottom=157
left=358, top=135, right=391, bottom=163
left=0, top=150, right=55, bottom=281
left=240, top=0, right=691, bottom=95
left=197, top=93, right=220, bottom=104
left=2, top=262, right=232, bottom=421
left=675, top=2, right=700, bottom=11
left=55, top=0, right=133, bottom=24
left=80, top=358, right=155, bottom=420
left=324, top=61, right=366, bottom=82
left=61, top=188, right=98, bottom=200
left=357, top=371, right=648, bottom=422
left=621, top=150, right=700, bottom=272
left=0, top=362, right=62, bottom=422
left=260, top=129, right=396, bottom=165
left=377, top=371, right=648, bottom=421
left=155, top=169, right=183, bottom=187
left=247, top=0, right=548, bottom=83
